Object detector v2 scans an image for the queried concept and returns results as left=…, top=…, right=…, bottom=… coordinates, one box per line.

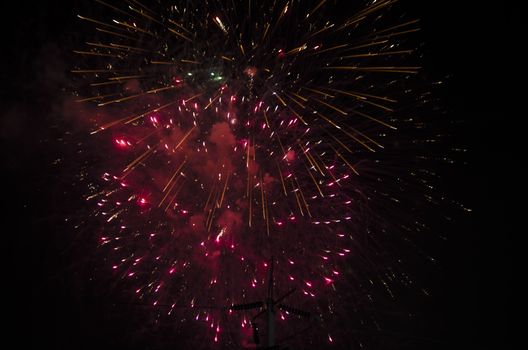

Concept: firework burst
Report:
left=70, top=0, right=444, bottom=348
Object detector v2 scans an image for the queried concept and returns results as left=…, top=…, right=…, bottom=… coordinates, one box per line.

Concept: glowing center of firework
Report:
left=74, top=0, right=427, bottom=346
left=244, top=66, right=257, bottom=78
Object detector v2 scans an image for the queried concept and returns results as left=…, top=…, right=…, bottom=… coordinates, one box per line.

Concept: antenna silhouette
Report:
left=230, top=256, right=310, bottom=349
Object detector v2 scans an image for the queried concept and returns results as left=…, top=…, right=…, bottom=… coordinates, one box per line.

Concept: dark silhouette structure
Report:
left=230, top=257, right=310, bottom=349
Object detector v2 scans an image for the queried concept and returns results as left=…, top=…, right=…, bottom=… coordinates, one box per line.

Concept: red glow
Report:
left=285, top=149, right=296, bottom=161
left=244, top=66, right=257, bottom=77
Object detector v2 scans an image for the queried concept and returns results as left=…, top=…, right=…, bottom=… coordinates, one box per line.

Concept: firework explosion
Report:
left=70, top=0, right=443, bottom=348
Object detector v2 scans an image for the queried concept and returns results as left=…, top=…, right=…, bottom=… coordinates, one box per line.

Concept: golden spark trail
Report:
left=332, top=146, right=359, bottom=175
left=97, top=85, right=175, bottom=106
left=95, top=27, right=137, bottom=40
left=313, top=98, right=348, bottom=116
left=306, top=0, right=327, bottom=18
left=316, top=112, right=376, bottom=152
left=304, top=162, right=324, bottom=198
left=301, top=87, right=334, bottom=98
left=174, top=127, right=196, bottom=150
left=341, top=50, right=413, bottom=59
left=323, top=66, right=421, bottom=74
left=326, top=88, right=397, bottom=103
left=217, top=173, right=230, bottom=208
left=162, top=160, right=187, bottom=193
left=276, top=161, right=288, bottom=196
left=295, top=176, right=312, bottom=217
left=159, top=176, right=182, bottom=208
left=164, top=181, right=185, bottom=212
left=168, top=28, right=193, bottom=42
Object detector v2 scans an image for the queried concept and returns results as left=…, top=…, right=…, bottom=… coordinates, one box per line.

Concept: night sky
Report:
left=3, top=1, right=512, bottom=349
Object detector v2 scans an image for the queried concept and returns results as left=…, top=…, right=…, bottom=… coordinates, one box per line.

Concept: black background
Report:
left=2, top=0, right=512, bottom=348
